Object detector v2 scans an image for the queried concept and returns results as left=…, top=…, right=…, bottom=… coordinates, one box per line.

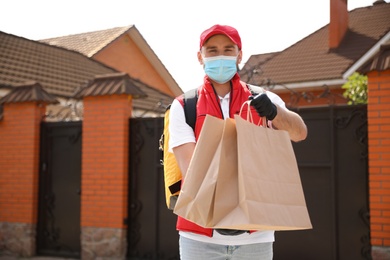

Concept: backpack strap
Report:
left=183, top=88, right=198, bottom=131
left=166, top=88, right=198, bottom=198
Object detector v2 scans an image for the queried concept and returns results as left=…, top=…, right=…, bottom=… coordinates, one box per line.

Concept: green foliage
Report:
left=342, top=72, right=368, bottom=105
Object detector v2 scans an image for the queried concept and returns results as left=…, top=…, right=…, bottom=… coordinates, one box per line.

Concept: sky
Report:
left=0, top=0, right=383, bottom=92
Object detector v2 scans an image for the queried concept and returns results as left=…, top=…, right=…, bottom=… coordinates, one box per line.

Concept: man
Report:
left=169, top=24, right=307, bottom=260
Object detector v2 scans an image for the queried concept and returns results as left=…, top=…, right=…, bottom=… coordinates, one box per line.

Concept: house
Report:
left=240, top=0, right=390, bottom=258
left=0, top=27, right=177, bottom=259
left=39, top=25, right=182, bottom=98
left=240, top=0, right=390, bottom=107
left=0, top=31, right=175, bottom=119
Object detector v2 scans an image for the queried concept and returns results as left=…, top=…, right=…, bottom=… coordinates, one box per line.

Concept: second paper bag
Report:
left=213, top=113, right=312, bottom=231
left=173, top=115, right=238, bottom=227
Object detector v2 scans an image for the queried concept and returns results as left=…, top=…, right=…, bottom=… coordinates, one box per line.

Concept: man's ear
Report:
left=197, top=51, right=204, bottom=65
left=237, top=50, right=243, bottom=64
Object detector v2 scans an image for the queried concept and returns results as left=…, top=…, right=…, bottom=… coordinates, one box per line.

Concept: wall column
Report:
left=367, top=70, right=390, bottom=259
left=81, top=94, right=131, bottom=259
left=0, top=101, right=46, bottom=257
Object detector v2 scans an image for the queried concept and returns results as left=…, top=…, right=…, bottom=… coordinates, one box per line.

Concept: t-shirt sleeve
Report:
left=168, top=99, right=196, bottom=152
left=266, top=91, right=287, bottom=110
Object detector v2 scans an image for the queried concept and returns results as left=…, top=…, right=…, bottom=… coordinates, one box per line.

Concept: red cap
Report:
left=199, top=24, right=242, bottom=50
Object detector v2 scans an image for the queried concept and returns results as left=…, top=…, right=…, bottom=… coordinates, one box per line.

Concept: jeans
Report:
left=179, top=236, right=273, bottom=260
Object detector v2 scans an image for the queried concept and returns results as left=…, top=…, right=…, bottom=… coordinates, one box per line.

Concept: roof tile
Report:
left=240, top=3, right=390, bottom=86
left=0, top=31, right=174, bottom=115
left=40, top=26, right=132, bottom=57
left=74, top=72, right=147, bottom=98
left=0, top=82, right=58, bottom=104
left=359, top=43, right=390, bottom=73
left=0, top=31, right=116, bottom=97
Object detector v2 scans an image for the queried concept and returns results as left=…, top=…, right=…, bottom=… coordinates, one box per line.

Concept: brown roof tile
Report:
left=240, top=3, right=390, bottom=86
left=359, top=43, right=390, bottom=73
left=239, top=52, right=279, bottom=82
left=132, top=79, right=174, bottom=113
left=0, top=82, right=58, bottom=104
left=0, top=31, right=116, bottom=97
left=40, top=26, right=132, bottom=57
left=39, top=25, right=184, bottom=97
left=0, top=31, right=174, bottom=115
left=74, top=72, right=173, bottom=113
left=74, top=73, right=147, bottom=98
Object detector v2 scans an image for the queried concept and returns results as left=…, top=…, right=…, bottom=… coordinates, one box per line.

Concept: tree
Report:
left=342, top=72, right=368, bottom=105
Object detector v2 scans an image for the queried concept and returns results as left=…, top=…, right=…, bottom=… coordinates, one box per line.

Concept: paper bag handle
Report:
left=239, top=100, right=267, bottom=127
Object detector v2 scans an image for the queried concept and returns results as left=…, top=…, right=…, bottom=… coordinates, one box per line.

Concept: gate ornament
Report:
left=335, top=108, right=368, bottom=159
left=44, top=99, right=83, bottom=122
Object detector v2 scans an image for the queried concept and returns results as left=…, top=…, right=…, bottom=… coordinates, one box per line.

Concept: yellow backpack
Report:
left=159, top=89, right=198, bottom=209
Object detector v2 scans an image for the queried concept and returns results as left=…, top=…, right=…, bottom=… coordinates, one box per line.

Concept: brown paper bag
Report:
left=210, top=118, right=239, bottom=226
left=175, top=106, right=312, bottom=231
left=173, top=115, right=237, bottom=227
left=211, top=105, right=312, bottom=231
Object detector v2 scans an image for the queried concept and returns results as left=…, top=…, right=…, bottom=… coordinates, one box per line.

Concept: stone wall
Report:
left=81, top=227, right=126, bottom=260
left=0, top=222, right=36, bottom=257
left=372, top=246, right=390, bottom=260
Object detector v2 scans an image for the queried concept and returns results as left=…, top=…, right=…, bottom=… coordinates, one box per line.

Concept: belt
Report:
left=214, top=229, right=249, bottom=236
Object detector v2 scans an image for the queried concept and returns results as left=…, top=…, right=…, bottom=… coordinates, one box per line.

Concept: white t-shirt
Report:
left=169, top=90, right=287, bottom=245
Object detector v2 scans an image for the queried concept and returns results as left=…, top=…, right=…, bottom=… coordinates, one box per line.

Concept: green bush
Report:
left=342, top=72, right=368, bottom=105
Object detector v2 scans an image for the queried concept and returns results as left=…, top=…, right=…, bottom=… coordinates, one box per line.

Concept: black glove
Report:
left=249, top=93, right=277, bottom=120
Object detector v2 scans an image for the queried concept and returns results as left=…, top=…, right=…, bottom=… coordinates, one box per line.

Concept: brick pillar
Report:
left=81, top=94, right=131, bottom=259
left=367, top=70, right=390, bottom=259
left=0, top=101, right=46, bottom=257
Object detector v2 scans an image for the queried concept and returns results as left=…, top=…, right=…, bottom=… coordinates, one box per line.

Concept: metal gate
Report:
left=128, top=105, right=369, bottom=260
left=37, top=121, right=82, bottom=258
left=128, top=117, right=179, bottom=259
left=274, top=105, right=370, bottom=260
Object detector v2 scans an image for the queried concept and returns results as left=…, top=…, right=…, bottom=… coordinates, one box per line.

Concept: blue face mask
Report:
left=203, top=55, right=238, bottom=84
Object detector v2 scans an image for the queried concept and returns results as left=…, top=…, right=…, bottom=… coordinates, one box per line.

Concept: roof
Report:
left=239, top=2, right=390, bottom=89
left=0, top=82, right=58, bottom=104
left=239, top=52, right=279, bottom=83
left=359, top=43, right=390, bottom=73
left=0, top=31, right=173, bottom=115
left=0, top=31, right=116, bottom=97
left=74, top=72, right=147, bottom=98
left=40, top=25, right=183, bottom=97
left=40, top=26, right=132, bottom=57
left=74, top=72, right=174, bottom=114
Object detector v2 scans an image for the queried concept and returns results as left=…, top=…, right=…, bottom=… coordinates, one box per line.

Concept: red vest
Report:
left=175, top=74, right=261, bottom=237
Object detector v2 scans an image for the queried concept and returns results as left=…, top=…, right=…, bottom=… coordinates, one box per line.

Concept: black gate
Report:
left=128, top=105, right=369, bottom=259
left=37, top=121, right=82, bottom=258
left=274, top=105, right=370, bottom=260
left=128, top=118, right=179, bottom=259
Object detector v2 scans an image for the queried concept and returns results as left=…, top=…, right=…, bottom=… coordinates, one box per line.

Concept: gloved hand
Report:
left=249, top=93, right=277, bottom=120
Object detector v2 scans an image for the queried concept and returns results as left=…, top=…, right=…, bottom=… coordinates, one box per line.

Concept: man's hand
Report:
left=249, top=93, right=277, bottom=120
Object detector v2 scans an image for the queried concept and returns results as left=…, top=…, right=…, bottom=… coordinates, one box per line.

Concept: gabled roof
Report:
left=40, top=25, right=183, bottom=96
left=240, top=2, right=390, bottom=89
left=0, top=31, right=116, bottom=97
left=40, top=26, right=132, bottom=57
left=0, top=31, right=174, bottom=114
